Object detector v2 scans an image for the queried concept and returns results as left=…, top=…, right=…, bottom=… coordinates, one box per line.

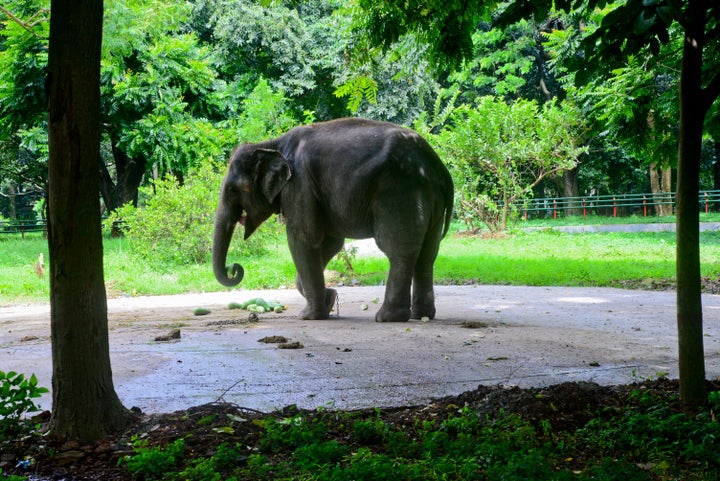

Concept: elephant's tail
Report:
left=441, top=181, right=454, bottom=239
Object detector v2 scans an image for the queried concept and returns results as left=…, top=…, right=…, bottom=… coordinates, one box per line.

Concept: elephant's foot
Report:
left=299, top=304, right=330, bottom=320
left=410, top=305, right=436, bottom=320
left=298, top=289, right=337, bottom=320
left=375, top=304, right=410, bottom=322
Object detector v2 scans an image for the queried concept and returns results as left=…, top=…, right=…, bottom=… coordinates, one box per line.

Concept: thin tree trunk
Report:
left=661, top=165, right=672, bottom=216
left=46, top=0, right=131, bottom=441
left=650, top=162, right=661, bottom=215
left=676, top=0, right=708, bottom=410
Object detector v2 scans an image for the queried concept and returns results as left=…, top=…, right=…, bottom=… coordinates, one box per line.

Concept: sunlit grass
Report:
left=2, top=228, right=720, bottom=306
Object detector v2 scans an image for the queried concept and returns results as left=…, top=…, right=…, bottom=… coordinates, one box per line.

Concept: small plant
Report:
left=118, top=437, right=186, bottom=480
left=0, top=371, right=48, bottom=441
left=336, top=246, right=358, bottom=274
left=0, top=468, right=27, bottom=481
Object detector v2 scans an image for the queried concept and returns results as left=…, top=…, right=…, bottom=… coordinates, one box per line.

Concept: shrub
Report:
left=108, top=161, right=280, bottom=267
left=0, top=371, right=48, bottom=442
left=119, top=437, right=186, bottom=480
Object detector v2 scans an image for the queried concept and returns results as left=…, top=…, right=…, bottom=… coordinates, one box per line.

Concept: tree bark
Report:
left=98, top=138, right=147, bottom=212
left=561, top=168, right=580, bottom=216
left=661, top=165, right=672, bottom=216
left=676, top=0, right=709, bottom=410
left=46, top=0, right=131, bottom=441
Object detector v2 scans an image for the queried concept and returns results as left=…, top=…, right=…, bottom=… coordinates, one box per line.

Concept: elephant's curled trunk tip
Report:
left=223, top=263, right=244, bottom=287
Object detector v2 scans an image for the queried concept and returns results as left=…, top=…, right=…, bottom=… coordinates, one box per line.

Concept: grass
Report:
left=2, top=222, right=720, bottom=306
left=516, top=211, right=720, bottom=227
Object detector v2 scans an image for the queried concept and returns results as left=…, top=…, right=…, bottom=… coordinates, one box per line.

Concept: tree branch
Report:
left=0, top=6, right=49, bottom=40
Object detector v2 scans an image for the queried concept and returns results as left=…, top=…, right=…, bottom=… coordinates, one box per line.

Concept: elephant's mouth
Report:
left=239, top=211, right=247, bottom=226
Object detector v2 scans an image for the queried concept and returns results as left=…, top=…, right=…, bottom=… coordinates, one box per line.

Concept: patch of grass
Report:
left=517, top=211, right=720, bottom=228
left=3, top=226, right=720, bottom=306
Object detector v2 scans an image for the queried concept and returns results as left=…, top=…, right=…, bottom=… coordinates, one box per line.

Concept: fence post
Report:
left=705, top=192, right=709, bottom=213
left=643, top=195, right=647, bottom=217
left=582, top=198, right=587, bottom=220
left=613, top=197, right=617, bottom=218
left=553, top=199, right=557, bottom=220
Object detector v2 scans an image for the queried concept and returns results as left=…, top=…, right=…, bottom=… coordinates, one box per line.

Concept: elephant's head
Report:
left=213, top=146, right=292, bottom=287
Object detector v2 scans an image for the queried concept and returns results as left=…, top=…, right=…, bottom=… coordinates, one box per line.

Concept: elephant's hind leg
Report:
left=411, top=220, right=444, bottom=320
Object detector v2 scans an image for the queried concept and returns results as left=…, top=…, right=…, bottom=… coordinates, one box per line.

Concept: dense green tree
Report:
left=0, top=0, right=48, bottom=197
left=100, top=0, right=235, bottom=211
left=432, top=96, right=586, bottom=232
left=545, top=13, right=681, bottom=215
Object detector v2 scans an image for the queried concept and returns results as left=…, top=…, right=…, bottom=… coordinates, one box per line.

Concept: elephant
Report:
left=213, top=117, right=454, bottom=322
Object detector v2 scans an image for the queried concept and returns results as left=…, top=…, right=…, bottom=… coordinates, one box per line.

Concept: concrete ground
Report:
left=2, top=284, right=720, bottom=414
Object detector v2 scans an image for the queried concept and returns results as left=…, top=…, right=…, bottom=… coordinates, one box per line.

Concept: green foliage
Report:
left=107, top=161, right=278, bottom=267
left=0, top=371, right=48, bottom=442
left=257, top=413, right=328, bottom=453
left=119, top=437, right=186, bottom=481
left=576, top=390, right=720, bottom=472
left=234, top=78, right=298, bottom=144
left=334, top=75, right=378, bottom=113
left=0, top=0, right=50, bottom=190
left=433, top=96, right=587, bottom=232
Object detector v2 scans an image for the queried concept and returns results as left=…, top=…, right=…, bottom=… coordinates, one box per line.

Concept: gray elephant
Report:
left=213, top=118, right=454, bottom=322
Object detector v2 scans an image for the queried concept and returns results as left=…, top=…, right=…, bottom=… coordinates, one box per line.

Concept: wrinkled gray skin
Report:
left=213, top=118, right=454, bottom=322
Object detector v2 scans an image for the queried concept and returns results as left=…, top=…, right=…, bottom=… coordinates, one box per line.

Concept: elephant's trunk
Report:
left=212, top=210, right=244, bottom=287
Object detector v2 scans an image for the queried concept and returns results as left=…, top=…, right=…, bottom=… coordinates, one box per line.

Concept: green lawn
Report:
left=2, top=226, right=720, bottom=306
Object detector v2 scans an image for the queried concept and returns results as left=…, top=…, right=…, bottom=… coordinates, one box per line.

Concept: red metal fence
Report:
left=519, top=190, right=720, bottom=220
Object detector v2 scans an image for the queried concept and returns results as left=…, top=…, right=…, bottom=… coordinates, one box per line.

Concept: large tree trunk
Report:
left=46, top=0, right=131, bottom=441
left=676, top=0, right=709, bottom=410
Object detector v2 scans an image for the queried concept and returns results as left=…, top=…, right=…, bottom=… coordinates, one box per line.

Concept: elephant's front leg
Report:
left=288, top=236, right=336, bottom=320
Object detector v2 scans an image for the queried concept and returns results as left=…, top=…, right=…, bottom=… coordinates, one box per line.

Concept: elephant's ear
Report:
left=250, top=148, right=292, bottom=204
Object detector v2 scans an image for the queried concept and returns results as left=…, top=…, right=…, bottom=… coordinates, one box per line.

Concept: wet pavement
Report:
left=2, top=285, right=720, bottom=414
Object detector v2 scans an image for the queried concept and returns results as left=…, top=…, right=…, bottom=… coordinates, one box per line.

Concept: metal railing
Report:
left=0, top=219, right=47, bottom=238
left=518, top=190, right=720, bottom=220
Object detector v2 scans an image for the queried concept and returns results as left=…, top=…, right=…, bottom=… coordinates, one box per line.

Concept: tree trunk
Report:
left=650, top=163, right=673, bottom=216
left=661, top=165, right=672, bottom=216
left=46, top=0, right=131, bottom=441
left=676, top=0, right=708, bottom=410
left=98, top=138, right=147, bottom=212
left=562, top=168, right=581, bottom=216
left=650, top=162, right=661, bottom=214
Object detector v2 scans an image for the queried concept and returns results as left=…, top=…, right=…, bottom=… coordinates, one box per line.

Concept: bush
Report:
left=0, top=371, right=48, bottom=442
left=108, top=161, right=280, bottom=267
